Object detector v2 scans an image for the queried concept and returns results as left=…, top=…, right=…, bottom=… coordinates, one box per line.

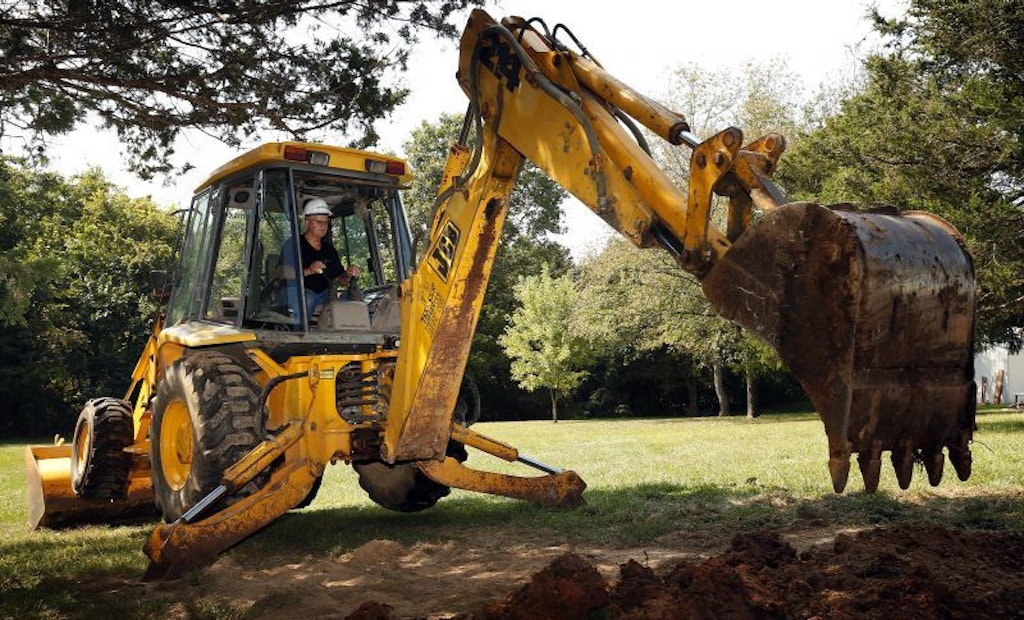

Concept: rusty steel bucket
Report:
left=702, top=202, right=976, bottom=493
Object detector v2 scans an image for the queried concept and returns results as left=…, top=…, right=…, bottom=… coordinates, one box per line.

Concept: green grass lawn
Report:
left=2, top=408, right=1023, bottom=618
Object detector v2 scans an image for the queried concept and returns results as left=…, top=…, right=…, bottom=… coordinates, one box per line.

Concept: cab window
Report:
left=204, top=182, right=255, bottom=322
left=166, top=188, right=218, bottom=325
left=331, top=194, right=401, bottom=288
left=243, top=169, right=302, bottom=328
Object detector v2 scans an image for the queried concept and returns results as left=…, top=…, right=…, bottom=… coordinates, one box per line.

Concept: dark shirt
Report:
left=285, top=235, right=343, bottom=294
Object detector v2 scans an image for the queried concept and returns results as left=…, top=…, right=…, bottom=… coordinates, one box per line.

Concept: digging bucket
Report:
left=701, top=202, right=976, bottom=493
left=26, top=444, right=156, bottom=529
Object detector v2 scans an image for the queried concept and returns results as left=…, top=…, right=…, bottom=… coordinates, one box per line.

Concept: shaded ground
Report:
left=137, top=524, right=1024, bottom=619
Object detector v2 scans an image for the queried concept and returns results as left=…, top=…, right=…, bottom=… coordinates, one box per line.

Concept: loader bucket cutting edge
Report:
left=701, top=203, right=976, bottom=493
left=25, top=445, right=156, bottom=529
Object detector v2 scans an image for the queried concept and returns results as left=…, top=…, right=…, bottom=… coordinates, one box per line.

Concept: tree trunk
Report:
left=713, top=362, right=729, bottom=416
left=745, top=367, right=758, bottom=418
left=687, top=378, right=698, bottom=416
left=550, top=389, right=559, bottom=423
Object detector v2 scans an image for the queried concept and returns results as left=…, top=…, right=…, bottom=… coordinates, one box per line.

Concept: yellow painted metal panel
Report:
left=195, top=141, right=413, bottom=192
left=157, top=322, right=256, bottom=349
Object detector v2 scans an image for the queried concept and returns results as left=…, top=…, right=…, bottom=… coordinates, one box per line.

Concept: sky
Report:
left=43, top=0, right=904, bottom=258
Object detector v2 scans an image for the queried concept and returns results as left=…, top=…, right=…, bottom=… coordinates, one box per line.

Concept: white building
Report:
left=975, top=344, right=1024, bottom=406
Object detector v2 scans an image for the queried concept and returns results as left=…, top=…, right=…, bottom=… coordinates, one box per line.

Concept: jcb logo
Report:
left=428, top=220, right=460, bottom=282
left=478, top=33, right=522, bottom=92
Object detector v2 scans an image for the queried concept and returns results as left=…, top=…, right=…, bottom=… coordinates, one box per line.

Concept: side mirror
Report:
left=151, top=270, right=172, bottom=301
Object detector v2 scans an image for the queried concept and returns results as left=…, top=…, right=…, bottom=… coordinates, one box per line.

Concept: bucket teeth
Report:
left=857, top=443, right=883, bottom=494
left=892, top=444, right=915, bottom=490
left=948, top=440, right=973, bottom=481
left=923, top=449, right=945, bottom=487
left=828, top=453, right=851, bottom=494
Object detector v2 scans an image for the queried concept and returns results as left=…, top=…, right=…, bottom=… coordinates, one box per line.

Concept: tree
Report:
left=778, top=0, right=1024, bottom=350
left=573, top=238, right=738, bottom=416
left=0, top=158, right=177, bottom=437
left=654, top=59, right=805, bottom=174
left=0, top=0, right=478, bottom=177
left=500, top=265, right=588, bottom=422
left=596, top=59, right=804, bottom=416
left=735, top=335, right=785, bottom=418
left=403, top=113, right=571, bottom=419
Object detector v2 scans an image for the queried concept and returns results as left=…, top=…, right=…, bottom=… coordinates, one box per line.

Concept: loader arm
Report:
left=388, top=10, right=976, bottom=493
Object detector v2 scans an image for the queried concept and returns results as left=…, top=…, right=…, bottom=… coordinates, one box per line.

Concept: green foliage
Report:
left=572, top=238, right=786, bottom=416
left=402, top=114, right=464, bottom=254
left=576, top=347, right=713, bottom=418
left=0, top=254, right=32, bottom=327
left=469, top=237, right=572, bottom=408
left=662, top=59, right=805, bottom=140
left=500, top=265, right=588, bottom=421
left=778, top=0, right=1024, bottom=350
left=574, top=239, right=727, bottom=365
left=654, top=59, right=806, bottom=180
left=0, top=159, right=176, bottom=436
left=0, top=1, right=479, bottom=177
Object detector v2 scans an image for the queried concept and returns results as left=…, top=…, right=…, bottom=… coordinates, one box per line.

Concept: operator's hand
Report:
left=346, top=264, right=361, bottom=278
left=305, top=260, right=326, bottom=276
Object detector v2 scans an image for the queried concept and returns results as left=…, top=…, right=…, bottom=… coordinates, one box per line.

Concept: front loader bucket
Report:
left=26, top=445, right=156, bottom=529
left=702, top=203, right=975, bottom=493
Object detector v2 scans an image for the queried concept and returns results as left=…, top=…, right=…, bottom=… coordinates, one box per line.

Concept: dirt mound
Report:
left=481, top=553, right=608, bottom=620
left=483, top=526, right=1024, bottom=620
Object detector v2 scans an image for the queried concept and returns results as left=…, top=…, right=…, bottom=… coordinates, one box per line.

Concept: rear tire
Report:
left=356, top=379, right=476, bottom=512
left=150, top=352, right=264, bottom=522
left=70, top=398, right=134, bottom=499
left=354, top=442, right=468, bottom=513
left=353, top=461, right=452, bottom=513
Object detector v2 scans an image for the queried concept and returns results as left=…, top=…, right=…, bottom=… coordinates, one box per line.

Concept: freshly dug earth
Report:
left=484, top=526, right=1024, bottom=620
left=171, top=525, right=1023, bottom=619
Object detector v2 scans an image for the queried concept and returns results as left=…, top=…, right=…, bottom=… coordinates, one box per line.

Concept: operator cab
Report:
left=163, top=143, right=414, bottom=347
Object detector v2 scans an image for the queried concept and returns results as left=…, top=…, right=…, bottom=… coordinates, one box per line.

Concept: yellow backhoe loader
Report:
left=26, top=10, right=976, bottom=578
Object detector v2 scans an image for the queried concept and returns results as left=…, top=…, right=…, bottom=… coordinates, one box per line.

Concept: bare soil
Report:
left=140, top=524, right=1024, bottom=619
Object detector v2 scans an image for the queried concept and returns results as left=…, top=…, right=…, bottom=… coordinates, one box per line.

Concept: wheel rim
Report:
left=73, top=419, right=91, bottom=476
left=160, top=400, right=193, bottom=492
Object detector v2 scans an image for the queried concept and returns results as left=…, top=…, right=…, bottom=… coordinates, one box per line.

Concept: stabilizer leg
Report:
left=418, top=425, right=586, bottom=507
left=143, top=422, right=312, bottom=579
left=416, top=457, right=586, bottom=508
left=143, top=461, right=317, bottom=580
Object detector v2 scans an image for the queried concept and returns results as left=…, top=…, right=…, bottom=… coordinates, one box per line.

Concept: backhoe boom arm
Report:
left=387, top=10, right=976, bottom=494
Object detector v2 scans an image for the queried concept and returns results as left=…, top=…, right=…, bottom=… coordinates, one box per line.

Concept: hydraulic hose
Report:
left=452, top=21, right=611, bottom=210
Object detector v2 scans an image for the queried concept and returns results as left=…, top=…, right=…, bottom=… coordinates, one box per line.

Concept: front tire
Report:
left=70, top=398, right=134, bottom=499
left=150, top=352, right=264, bottom=522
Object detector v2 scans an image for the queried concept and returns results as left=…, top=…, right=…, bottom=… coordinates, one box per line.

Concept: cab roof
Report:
left=194, top=141, right=414, bottom=192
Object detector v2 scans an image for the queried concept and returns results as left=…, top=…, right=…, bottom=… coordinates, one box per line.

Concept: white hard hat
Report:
left=303, top=198, right=331, bottom=217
